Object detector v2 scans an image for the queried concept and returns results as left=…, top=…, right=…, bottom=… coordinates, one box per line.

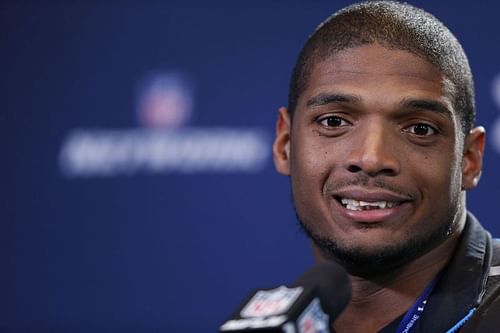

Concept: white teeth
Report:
left=346, top=204, right=362, bottom=211
left=340, top=198, right=397, bottom=210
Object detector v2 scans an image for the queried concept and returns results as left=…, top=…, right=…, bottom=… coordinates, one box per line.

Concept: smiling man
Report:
left=273, top=2, right=500, bottom=333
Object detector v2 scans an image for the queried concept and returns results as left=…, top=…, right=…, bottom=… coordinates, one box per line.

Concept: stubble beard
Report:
left=294, top=205, right=458, bottom=277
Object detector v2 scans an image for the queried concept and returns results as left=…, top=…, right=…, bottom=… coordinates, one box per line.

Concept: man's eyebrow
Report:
left=306, top=93, right=361, bottom=107
left=399, top=98, right=453, bottom=117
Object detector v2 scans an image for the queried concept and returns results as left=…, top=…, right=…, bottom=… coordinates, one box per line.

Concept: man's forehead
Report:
left=301, top=44, right=458, bottom=115
left=310, top=44, right=446, bottom=84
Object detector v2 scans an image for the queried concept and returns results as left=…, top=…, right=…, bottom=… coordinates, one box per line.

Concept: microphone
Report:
left=219, top=262, right=351, bottom=332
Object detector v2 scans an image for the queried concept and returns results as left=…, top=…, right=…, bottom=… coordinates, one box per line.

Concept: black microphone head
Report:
left=293, top=261, right=351, bottom=321
left=220, top=262, right=351, bottom=332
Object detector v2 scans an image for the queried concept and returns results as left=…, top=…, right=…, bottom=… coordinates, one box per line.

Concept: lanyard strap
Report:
left=394, top=274, right=441, bottom=333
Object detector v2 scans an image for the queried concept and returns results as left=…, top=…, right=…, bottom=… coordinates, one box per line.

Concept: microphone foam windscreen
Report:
left=293, top=261, right=351, bottom=319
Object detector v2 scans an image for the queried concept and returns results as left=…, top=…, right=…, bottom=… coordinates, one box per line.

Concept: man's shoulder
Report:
left=492, top=237, right=500, bottom=251
left=459, top=238, right=500, bottom=331
left=478, top=235, right=500, bottom=304
left=484, top=237, right=500, bottom=301
left=462, top=277, right=500, bottom=331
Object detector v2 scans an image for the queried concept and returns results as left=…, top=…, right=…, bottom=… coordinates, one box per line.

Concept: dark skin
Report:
left=273, top=44, right=485, bottom=333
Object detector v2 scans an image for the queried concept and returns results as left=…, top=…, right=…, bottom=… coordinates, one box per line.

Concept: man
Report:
left=272, top=1, right=500, bottom=332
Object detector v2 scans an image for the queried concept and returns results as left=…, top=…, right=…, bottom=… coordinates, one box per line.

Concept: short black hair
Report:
left=288, top=1, right=475, bottom=134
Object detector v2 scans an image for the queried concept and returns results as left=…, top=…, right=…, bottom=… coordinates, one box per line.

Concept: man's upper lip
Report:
left=331, top=188, right=412, bottom=202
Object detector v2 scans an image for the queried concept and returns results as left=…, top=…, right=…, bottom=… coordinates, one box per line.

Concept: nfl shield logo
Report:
left=240, top=286, right=303, bottom=318
left=297, top=298, right=330, bottom=333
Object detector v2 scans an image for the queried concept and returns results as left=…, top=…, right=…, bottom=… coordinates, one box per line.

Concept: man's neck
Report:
left=314, top=214, right=467, bottom=333
left=335, top=242, right=455, bottom=333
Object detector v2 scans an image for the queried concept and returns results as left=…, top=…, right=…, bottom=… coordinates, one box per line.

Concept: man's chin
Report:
left=298, top=219, right=453, bottom=277
left=311, top=235, right=422, bottom=276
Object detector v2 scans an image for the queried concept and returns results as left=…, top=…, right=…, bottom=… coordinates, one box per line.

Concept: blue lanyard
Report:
left=394, top=274, right=441, bottom=333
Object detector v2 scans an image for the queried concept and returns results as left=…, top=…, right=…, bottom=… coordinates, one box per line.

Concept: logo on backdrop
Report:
left=491, top=73, right=500, bottom=154
left=136, top=72, right=193, bottom=129
left=59, top=71, right=270, bottom=177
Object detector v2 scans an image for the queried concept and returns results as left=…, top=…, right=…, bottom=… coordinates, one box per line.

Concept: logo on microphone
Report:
left=240, top=286, right=303, bottom=318
left=297, top=298, right=330, bottom=333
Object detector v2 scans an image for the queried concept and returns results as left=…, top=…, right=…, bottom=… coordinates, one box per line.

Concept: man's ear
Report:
left=462, top=126, right=486, bottom=190
left=273, top=107, right=291, bottom=176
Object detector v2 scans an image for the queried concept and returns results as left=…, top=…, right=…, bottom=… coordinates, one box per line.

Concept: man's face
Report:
left=273, top=44, right=484, bottom=274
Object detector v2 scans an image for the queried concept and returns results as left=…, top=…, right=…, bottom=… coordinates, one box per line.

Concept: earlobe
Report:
left=273, top=107, right=291, bottom=176
left=462, top=126, right=486, bottom=190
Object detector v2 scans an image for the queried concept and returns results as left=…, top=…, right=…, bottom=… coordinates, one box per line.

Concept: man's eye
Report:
left=318, top=116, right=350, bottom=127
left=405, top=123, right=437, bottom=136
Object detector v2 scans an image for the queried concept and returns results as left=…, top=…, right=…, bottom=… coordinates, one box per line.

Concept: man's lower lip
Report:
left=334, top=199, right=408, bottom=222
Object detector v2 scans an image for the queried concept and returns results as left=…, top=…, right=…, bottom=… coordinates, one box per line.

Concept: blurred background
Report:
left=2, top=1, right=500, bottom=331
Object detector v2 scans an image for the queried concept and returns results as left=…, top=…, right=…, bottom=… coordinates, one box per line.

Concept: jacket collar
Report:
left=418, top=212, right=492, bottom=332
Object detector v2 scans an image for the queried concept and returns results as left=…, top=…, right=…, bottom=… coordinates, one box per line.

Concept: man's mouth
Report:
left=338, top=197, right=402, bottom=211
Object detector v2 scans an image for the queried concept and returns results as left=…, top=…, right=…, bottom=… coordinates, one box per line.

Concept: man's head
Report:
left=289, top=1, right=475, bottom=134
left=273, top=1, right=485, bottom=276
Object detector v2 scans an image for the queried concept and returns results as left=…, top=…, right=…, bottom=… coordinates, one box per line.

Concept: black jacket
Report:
left=416, top=212, right=500, bottom=332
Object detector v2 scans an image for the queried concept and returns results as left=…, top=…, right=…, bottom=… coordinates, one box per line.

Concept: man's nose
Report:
left=343, top=121, right=401, bottom=177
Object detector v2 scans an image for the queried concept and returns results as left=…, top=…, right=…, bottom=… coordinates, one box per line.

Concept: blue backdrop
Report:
left=2, top=1, right=500, bottom=332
